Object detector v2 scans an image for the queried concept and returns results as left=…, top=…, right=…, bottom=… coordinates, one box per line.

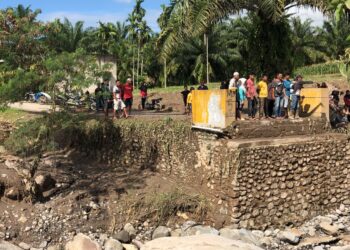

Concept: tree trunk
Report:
left=141, top=52, right=144, bottom=77
left=205, top=33, right=209, bottom=85
left=137, top=39, right=141, bottom=88
left=132, top=46, right=135, bottom=88
left=164, top=59, right=167, bottom=88
left=116, top=59, right=118, bottom=81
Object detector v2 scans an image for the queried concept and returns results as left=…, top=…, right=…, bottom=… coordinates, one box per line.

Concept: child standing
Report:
left=186, top=87, right=195, bottom=115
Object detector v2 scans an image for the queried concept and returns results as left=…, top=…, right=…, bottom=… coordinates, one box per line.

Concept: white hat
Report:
left=233, top=72, right=239, bottom=77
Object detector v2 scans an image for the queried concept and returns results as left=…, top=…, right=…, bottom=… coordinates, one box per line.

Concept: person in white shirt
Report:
left=113, top=81, right=127, bottom=119
left=229, top=72, right=240, bottom=89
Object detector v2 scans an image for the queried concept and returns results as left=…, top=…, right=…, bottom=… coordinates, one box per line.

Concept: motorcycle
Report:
left=55, top=92, right=83, bottom=108
left=145, top=98, right=165, bottom=111
left=25, top=92, right=52, bottom=104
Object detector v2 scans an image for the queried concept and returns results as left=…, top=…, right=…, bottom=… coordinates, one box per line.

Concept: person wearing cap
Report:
left=123, top=78, right=134, bottom=116
left=291, top=75, right=303, bottom=119
left=229, top=72, right=240, bottom=89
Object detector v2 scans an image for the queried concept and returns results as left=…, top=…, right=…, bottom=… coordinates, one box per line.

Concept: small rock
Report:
left=277, top=230, right=300, bottom=245
left=18, top=242, right=31, bottom=250
left=152, top=226, right=171, bottom=240
left=114, top=230, right=131, bottom=243
left=99, top=234, right=108, bottom=243
left=18, top=215, right=27, bottom=224
left=38, top=241, right=48, bottom=248
left=104, top=239, right=123, bottom=250
left=34, top=174, right=56, bottom=192
left=318, top=222, right=340, bottom=236
left=5, top=187, right=21, bottom=200
left=314, top=246, right=325, bottom=250
left=124, top=223, right=137, bottom=238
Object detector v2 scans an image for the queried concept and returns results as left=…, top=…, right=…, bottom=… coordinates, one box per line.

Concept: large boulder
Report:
left=182, top=225, right=219, bottom=236
left=219, top=228, right=262, bottom=246
left=65, top=233, right=101, bottom=250
left=141, top=235, right=264, bottom=250
left=0, top=241, right=22, bottom=250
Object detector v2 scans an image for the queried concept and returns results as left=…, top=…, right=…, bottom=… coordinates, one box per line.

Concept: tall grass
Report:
left=296, top=62, right=341, bottom=76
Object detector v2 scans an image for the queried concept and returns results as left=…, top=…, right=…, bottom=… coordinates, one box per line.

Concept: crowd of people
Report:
left=94, top=78, right=148, bottom=119
left=181, top=72, right=305, bottom=120
left=330, top=89, right=350, bottom=128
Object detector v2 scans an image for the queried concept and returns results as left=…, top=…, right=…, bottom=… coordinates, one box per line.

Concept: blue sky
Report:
left=0, top=0, right=326, bottom=31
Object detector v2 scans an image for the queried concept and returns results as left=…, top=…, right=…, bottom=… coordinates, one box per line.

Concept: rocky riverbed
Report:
left=2, top=204, right=350, bottom=249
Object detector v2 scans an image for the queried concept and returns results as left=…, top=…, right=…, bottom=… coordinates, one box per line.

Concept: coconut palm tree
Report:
left=289, top=17, right=328, bottom=68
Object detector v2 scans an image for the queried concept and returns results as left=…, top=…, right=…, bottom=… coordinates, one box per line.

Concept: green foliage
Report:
left=0, top=69, right=46, bottom=102
left=339, top=48, right=350, bottom=81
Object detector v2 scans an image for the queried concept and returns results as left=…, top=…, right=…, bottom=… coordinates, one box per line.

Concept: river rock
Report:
left=124, top=223, right=137, bottom=238
left=114, top=230, right=131, bottom=243
left=219, top=228, right=262, bottom=246
left=141, top=235, right=264, bottom=250
left=277, top=230, right=301, bottom=245
left=104, top=239, right=123, bottom=250
left=35, top=174, right=56, bottom=192
left=152, top=226, right=171, bottom=240
left=65, top=233, right=101, bottom=250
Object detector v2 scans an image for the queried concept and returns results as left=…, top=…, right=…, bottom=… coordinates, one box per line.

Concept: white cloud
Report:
left=113, top=0, right=132, bottom=4
left=287, top=6, right=327, bottom=26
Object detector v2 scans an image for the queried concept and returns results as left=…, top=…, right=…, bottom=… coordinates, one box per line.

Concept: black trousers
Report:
left=267, top=99, right=275, bottom=117
left=141, top=97, right=147, bottom=109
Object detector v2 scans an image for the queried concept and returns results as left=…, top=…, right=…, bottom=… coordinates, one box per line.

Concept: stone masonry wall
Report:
left=232, top=136, right=350, bottom=230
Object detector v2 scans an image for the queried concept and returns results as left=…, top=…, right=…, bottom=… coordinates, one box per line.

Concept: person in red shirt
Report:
left=123, top=78, right=134, bottom=115
left=139, top=82, right=148, bottom=110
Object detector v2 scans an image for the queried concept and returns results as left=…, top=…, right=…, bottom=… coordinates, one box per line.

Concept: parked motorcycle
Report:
left=25, top=92, right=52, bottom=104
left=55, top=92, right=83, bottom=108
left=145, top=98, right=165, bottom=111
